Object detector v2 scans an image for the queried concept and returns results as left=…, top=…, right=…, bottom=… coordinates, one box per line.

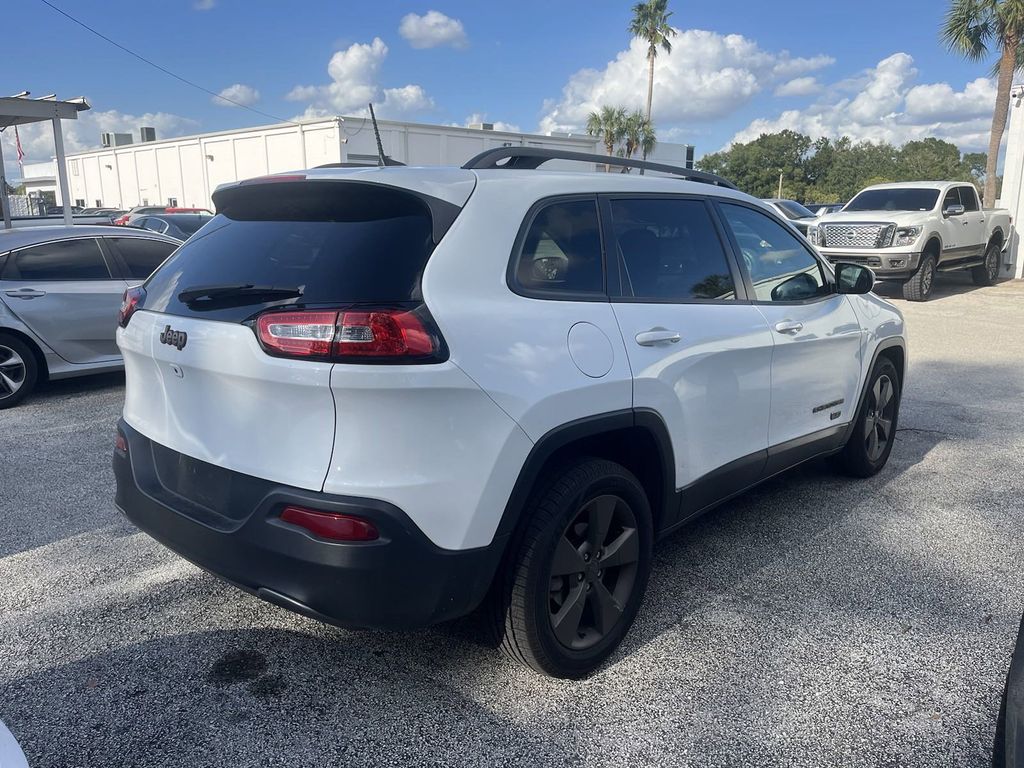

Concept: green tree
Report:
left=942, top=0, right=1024, bottom=204
left=586, top=106, right=628, bottom=172
left=897, top=138, right=967, bottom=180
left=619, top=110, right=657, bottom=166
left=629, top=0, right=677, bottom=123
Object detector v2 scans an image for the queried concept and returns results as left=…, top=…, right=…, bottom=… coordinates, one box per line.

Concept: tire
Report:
left=902, top=252, right=936, bottom=301
left=972, top=241, right=1001, bottom=286
left=834, top=357, right=901, bottom=478
left=0, top=332, right=38, bottom=410
left=491, top=457, right=654, bottom=678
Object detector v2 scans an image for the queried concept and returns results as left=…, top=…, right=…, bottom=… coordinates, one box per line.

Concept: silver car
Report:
left=0, top=225, right=181, bottom=408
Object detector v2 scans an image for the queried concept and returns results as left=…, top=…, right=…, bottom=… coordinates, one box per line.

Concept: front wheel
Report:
left=972, top=241, right=1001, bottom=286
left=834, top=357, right=901, bottom=478
left=902, top=253, right=936, bottom=301
left=492, top=458, right=653, bottom=678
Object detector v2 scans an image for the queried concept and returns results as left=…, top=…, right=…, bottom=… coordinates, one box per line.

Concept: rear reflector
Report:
left=254, top=305, right=445, bottom=363
left=280, top=506, right=379, bottom=542
left=114, top=432, right=128, bottom=453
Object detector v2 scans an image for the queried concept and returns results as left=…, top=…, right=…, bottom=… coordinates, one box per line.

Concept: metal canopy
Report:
left=0, top=93, right=91, bottom=229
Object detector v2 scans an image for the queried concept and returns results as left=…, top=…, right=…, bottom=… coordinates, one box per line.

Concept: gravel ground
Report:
left=2, top=274, right=1022, bottom=767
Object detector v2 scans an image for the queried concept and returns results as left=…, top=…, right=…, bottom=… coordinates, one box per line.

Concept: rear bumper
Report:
left=821, top=250, right=921, bottom=280
left=113, top=420, right=505, bottom=629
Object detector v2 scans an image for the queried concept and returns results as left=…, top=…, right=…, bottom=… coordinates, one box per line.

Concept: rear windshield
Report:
left=171, top=215, right=213, bottom=235
left=143, top=182, right=443, bottom=321
left=775, top=200, right=816, bottom=220
left=845, top=188, right=939, bottom=212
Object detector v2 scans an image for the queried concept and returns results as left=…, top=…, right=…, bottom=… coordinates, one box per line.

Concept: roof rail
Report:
left=461, top=146, right=736, bottom=189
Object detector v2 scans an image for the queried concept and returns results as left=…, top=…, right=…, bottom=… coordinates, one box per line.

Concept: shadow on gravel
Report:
left=872, top=271, right=997, bottom=303
left=33, top=370, right=125, bottom=402
left=0, top=626, right=569, bottom=768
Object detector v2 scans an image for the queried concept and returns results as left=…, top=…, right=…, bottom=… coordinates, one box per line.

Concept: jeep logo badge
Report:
left=159, top=325, right=188, bottom=350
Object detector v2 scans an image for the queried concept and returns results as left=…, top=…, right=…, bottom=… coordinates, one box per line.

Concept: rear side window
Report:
left=609, top=198, right=737, bottom=301
left=110, top=237, right=177, bottom=280
left=1, top=239, right=110, bottom=281
left=143, top=182, right=445, bottom=322
left=512, top=199, right=604, bottom=297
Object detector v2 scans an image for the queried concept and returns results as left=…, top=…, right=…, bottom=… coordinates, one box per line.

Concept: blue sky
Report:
left=0, top=0, right=1003, bottom=178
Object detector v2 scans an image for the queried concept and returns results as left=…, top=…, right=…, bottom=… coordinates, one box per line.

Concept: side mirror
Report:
left=834, top=262, right=875, bottom=294
left=943, top=204, right=965, bottom=217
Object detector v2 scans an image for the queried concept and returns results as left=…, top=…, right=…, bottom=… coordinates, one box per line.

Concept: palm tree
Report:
left=629, top=0, right=678, bottom=123
left=586, top=106, right=627, bottom=171
left=619, top=110, right=657, bottom=169
left=942, top=0, right=1024, bottom=204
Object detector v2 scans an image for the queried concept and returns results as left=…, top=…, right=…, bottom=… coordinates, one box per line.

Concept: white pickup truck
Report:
left=808, top=181, right=1011, bottom=301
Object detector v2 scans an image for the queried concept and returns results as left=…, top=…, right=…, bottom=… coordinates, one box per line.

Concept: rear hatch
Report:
left=118, top=170, right=474, bottom=493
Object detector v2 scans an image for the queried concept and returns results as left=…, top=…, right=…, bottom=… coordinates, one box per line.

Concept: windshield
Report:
left=775, top=201, right=816, bottom=220
left=846, top=188, right=939, bottom=212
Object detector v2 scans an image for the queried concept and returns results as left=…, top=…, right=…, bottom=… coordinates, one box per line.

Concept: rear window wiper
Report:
left=178, top=284, right=303, bottom=304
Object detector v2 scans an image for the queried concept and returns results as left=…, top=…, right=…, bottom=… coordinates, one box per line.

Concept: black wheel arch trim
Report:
left=841, top=338, right=905, bottom=445
left=493, top=408, right=677, bottom=541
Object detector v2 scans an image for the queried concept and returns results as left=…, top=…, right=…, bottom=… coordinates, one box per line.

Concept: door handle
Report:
left=4, top=289, right=46, bottom=299
left=774, top=320, right=804, bottom=334
left=635, top=329, right=681, bottom=346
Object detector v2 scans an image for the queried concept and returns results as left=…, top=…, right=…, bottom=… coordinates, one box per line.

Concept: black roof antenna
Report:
left=368, top=103, right=405, bottom=167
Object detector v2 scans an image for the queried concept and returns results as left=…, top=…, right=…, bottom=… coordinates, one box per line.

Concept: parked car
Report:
left=994, top=614, right=1024, bottom=767
left=113, top=150, right=906, bottom=678
left=113, top=206, right=168, bottom=226
left=133, top=213, right=213, bottom=241
left=0, top=225, right=180, bottom=408
left=763, top=198, right=819, bottom=235
left=809, top=182, right=1010, bottom=301
left=805, top=203, right=844, bottom=217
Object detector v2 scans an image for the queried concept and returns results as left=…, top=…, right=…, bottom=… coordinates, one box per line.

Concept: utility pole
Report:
left=777, top=171, right=784, bottom=199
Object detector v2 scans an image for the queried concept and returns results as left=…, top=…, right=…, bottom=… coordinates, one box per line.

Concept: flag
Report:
left=14, top=126, right=25, bottom=172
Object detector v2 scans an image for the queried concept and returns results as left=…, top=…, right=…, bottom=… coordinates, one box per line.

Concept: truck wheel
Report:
left=492, top=458, right=653, bottom=678
left=834, top=357, right=901, bottom=478
left=902, top=253, right=936, bottom=301
left=972, top=241, right=1001, bottom=286
left=0, top=333, right=38, bottom=410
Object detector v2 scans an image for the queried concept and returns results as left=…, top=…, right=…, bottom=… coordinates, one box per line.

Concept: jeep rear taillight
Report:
left=118, top=287, right=146, bottom=328
left=254, top=305, right=446, bottom=364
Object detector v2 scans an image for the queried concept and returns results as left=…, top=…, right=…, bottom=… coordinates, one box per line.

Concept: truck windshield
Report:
left=845, top=188, right=939, bottom=212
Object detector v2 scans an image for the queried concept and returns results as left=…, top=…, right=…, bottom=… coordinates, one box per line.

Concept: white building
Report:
left=55, top=115, right=694, bottom=211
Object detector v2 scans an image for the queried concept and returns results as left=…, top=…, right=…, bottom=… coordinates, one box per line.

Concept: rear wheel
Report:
left=835, top=357, right=901, bottom=478
left=902, top=252, right=936, bottom=301
left=972, top=241, right=1001, bottom=286
left=492, top=458, right=653, bottom=678
left=0, top=333, right=38, bottom=410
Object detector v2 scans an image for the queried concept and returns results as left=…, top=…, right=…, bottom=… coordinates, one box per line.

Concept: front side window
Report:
left=942, top=188, right=961, bottom=211
left=513, top=199, right=604, bottom=296
left=958, top=186, right=980, bottom=212
left=2, top=239, right=110, bottom=281
left=720, top=203, right=829, bottom=302
left=609, top=198, right=736, bottom=300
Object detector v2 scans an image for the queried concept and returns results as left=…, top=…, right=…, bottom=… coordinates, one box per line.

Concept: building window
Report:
left=167, top=197, right=178, bottom=207
left=69, top=159, right=79, bottom=176
left=75, top=198, right=85, bottom=207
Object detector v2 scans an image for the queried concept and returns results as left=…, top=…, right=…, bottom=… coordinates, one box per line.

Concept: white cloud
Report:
left=2, top=109, right=199, bottom=177
left=285, top=38, right=435, bottom=118
left=539, top=28, right=833, bottom=133
left=194, top=0, right=215, bottom=9
left=775, top=76, right=821, bottom=98
left=462, top=113, right=521, bottom=132
left=727, top=53, right=998, bottom=152
left=212, top=83, right=261, bottom=108
left=399, top=11, right=467, bottom=49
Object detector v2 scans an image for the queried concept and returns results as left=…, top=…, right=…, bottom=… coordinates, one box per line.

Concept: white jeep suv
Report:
left=113, top=148, right=906, bottom=678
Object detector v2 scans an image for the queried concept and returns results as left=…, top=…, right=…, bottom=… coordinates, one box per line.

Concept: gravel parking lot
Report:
left=2, top=275, right=1023, bottom=768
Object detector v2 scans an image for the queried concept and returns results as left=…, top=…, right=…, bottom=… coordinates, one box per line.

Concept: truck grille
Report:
left=822, top=223, right=894, bottom=249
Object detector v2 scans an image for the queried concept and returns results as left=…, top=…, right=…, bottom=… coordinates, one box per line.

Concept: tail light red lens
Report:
left=118, top=287, right=146, bottom=328
left=254, top=305, right=445, bottom=363
left=280, top=506, right=379, bottom=542
left=114, top=432, right=128, bottom=453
